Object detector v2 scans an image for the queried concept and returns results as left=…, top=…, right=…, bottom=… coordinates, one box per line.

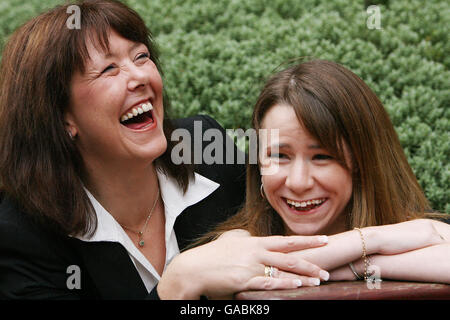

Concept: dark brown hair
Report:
left=0, top=0, right=193, bottom=236
left=196, top=59, right=433, bottom=243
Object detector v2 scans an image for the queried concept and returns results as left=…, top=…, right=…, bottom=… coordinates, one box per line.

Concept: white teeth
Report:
left=142, top=102, right=153, bottom=112
left=120, top=102, right=153, bottom=123
left=286, top=198, right=325, bottom=208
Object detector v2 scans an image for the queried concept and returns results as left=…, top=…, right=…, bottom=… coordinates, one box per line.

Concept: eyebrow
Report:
left=269, top=143, right=322, bottom=149
left=103, top=42, right=144, bottom=59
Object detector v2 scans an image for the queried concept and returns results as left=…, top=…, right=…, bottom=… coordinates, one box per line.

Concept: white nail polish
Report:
left=318, top=235, right=328, bottom=244
left=320, top=270, right=330, bottom=281
left=294, top=279, right=302, bottom=287
left=310, top=278, right=320, bottom=286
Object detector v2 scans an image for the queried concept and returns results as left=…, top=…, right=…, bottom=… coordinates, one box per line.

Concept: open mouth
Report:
left=284, top=197, right=326, bottom=212
left=120, top=101, right=155, bottom=130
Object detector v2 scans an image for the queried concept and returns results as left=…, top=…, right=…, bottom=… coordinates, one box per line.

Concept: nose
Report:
left=127, top=63, right=151, bottom=92
left=285, top=159, right=314, bottom=193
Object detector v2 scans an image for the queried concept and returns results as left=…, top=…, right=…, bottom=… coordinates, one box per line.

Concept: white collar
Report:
left=74, top=171, right=219, bottom=288
left=76, top=170, right=220, bottom=244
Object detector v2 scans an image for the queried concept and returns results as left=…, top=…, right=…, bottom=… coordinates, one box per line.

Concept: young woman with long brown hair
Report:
left=198, top=60, right=450, bottom=285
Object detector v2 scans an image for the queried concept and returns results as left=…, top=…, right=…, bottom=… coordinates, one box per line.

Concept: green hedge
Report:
left=1, top=0, right=448, bottom=213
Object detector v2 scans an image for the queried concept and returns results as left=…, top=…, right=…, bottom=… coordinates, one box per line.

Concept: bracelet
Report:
left=354, top=227, right=372, bottom=281
left=348, top=262, right=363, bottom=280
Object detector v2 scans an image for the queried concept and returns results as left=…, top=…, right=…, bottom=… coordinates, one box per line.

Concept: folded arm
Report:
left=330, top=242, right=450, bottom=284
left=287, top=219, right=450, bottom=283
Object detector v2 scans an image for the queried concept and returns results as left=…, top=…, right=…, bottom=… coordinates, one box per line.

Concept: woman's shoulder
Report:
left=0, top=194, right=82, bottom=298
left=172, top=114, right=224, bottom=132
left=0, top=194, right=43, bottom=235
left=0, top=194, right=78, bottom=266
left=0, top=194, right=73, bottom=251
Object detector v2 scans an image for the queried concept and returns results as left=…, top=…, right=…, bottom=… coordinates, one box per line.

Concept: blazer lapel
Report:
left=71, top=239, right=148, bottom=299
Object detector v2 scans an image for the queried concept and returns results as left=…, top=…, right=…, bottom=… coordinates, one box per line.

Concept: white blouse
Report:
left=75, top=171, right=219, bottom=292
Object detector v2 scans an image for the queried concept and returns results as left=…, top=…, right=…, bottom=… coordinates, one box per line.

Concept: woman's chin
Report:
left=284, top=224, right=323, bottom=236
left=120, top=123, right=167, bottom=161
left=137, top=141, right=167, bottom=163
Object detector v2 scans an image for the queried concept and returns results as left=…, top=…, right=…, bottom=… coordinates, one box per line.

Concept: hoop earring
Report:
left=67, top=130, right=75, bottom=141
left=260, top=183, right=265, bottom=199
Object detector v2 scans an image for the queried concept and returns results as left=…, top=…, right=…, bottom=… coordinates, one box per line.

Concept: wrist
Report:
left=157, top=255, right=203, bottom=299
left=361, top=225, right=381, bottom=255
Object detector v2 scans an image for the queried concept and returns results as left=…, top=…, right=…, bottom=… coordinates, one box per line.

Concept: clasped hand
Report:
left=158, top=229, right=329, bottom=299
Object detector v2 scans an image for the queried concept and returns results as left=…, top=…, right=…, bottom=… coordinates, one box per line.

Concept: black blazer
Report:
left=0, top=115, right=246, bottom=299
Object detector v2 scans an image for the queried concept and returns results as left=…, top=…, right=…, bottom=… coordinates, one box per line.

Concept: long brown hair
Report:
left=0, top=0, right=193, bottom=237
left=196, top=59, right=432, bottom=244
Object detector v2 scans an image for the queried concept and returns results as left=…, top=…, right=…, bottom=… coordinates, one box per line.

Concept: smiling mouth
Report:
left=284, top=197, right=327, bottom=212
left=120, top=101, right=155, bottom=130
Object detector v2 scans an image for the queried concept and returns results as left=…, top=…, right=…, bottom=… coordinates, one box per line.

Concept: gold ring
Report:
left=264, top=265, right=274, bottom=277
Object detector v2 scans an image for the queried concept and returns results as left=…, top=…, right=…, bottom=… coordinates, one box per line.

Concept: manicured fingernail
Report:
left=320, top=270, right=330, bottom=281
left=318, top=235, right=328, bottom=244
left=294, top=279, right=302, bottom=287
left=310, top=278, right=321, bottom=286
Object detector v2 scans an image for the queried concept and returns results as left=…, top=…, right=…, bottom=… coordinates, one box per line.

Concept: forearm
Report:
left=371, top=243, right=450, bottom=284
left=288, top=228, right=379, bottom=271
left=330, top=243, right=450, bottom=284
left=290, top=219, right=448, bottom=272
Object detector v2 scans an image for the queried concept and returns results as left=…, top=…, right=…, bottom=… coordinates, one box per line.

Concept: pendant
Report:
left=139, top=240, right=145, bottom=247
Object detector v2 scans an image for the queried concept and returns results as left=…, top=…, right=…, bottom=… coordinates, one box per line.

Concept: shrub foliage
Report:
left=1, top=0, right=448, bottom=213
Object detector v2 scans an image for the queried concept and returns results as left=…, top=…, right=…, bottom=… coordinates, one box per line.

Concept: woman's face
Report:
left=260, top=104, right=353, bottom=236
left=65, top=30, right=167, bottom=171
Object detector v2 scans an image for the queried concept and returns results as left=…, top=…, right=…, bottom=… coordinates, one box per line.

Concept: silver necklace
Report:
left=119, top=189, right=160, bottom=248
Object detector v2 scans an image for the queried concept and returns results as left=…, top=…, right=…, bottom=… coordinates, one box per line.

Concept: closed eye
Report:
left=101, top=64, right=115, bottom=74
left=137, top=52, right=150, bottom=60
left=313, top=154, right=333, bottom=160
left=100, top=52, right=149, bottom=74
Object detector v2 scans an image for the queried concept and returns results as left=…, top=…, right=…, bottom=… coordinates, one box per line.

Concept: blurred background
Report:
left=0, top=0, right=448, bottom=213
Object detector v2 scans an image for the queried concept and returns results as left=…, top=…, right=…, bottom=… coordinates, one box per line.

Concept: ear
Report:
left=64, top=111, right=78, bottom=139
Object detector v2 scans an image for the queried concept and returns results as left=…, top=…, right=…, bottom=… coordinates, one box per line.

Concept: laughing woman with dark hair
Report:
left=0, top=0, right=330, bottom=299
